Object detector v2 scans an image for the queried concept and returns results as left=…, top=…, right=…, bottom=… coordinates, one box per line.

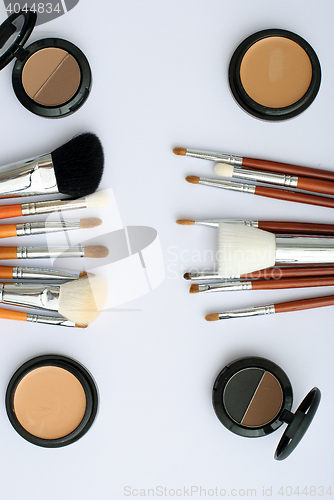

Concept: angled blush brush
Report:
left=0, top=245, right=109, bottom=260
left=0, top=307, right=87, bottom=328
left=176, top=218, right=334, bottom=236
left=0, top=133, right=104, bottom=198
left=205, top=293, right=334, bottom=320
left=173, top=147, right=334, bottom=183
left=185, top=176, right=334, bottom=210
left=190, top=275, right=334, bottom=293
left=0, top=191, right=109, bottom=220
left=0, top=218, right=102, bottom=238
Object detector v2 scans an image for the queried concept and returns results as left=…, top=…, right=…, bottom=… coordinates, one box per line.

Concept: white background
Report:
left=0, top=1, right=334, bottom=499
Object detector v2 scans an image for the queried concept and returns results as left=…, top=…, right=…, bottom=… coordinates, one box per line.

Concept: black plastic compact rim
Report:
left=228, top=29, right=321, bottom=121
left=212, top=356, right=293, bottom=438
left=12, top=37, right=91, bottom=118
left=5, top=354, right=98, bottom=448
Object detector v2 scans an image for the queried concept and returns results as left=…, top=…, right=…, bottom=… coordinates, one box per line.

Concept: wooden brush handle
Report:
left=0, top=204, right=23, bottom=220
left=296, top=176, right=334, bottom=195
left=242, top=266, right=334, bottom=279
left=275, top=294, right=334, bottom=313
left=0, top=247, right=17, bottom=259
left=0, top=308, right=27, bottom=322
left=254, top=185, right=334, bottom=209
left=0, top=225, right=17, bottom=238
left=252, top=276, right=334, bottom=290
left=243, top=157, right=334, bottom=182
left=0, top=266, right=14, bottom=278
left=258, top=221, right=334, bottom=235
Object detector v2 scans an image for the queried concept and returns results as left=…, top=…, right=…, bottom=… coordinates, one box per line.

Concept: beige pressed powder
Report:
left=13, top=366, right=87, bottom=440
left=240, top=37, right=312, bottom=108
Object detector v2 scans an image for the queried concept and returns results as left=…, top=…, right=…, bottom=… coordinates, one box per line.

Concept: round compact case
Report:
left=228, top=29, right=321, bottom=121
left=0, top=10, right=91, bottom=118
left=212, top=356, right=320, bottom=460
left=6, top=354, right=98, bottom=447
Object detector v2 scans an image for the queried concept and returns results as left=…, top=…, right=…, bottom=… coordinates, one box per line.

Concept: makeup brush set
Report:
left=0, top=132, right=109, bottom=328
left=175, top=148, right=334, bottom=320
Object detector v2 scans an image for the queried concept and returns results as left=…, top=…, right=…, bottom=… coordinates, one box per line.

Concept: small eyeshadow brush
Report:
left=205, top=293, right=334, bottom=320
left=0, top=218, right=102, bottom=238
left=173, top=147, right=334, bottom=182
left=185, top=176, right=334, bottom=210
left=0, top=133, right=104, bottom=198
left=0, top=307, right=87, bottom=328
left=184, top=266, right=334, bottom=281
left=0, top=265, right=90, bottom=280
left=0, top=191, right=109, bottom=220
left=0, top=245, right=109, bottom=259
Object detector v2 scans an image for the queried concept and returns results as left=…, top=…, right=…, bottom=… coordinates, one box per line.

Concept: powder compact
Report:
left=228, top=29, right=321, bottom=120
left=0, top=10, right=91, bottom=118
left=6, top=354, right=98, bottom=447
left=212, top=356, right=320, bottom=460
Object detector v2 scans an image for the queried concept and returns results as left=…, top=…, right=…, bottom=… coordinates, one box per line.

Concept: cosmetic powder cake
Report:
left=228, top=29, right=321, bottom=120
left=6, top=355, right=98, bottom=447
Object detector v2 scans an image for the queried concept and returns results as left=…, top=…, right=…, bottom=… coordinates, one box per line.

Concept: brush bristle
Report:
left=52, top=133, right=104, bottom=197
left=79, top=271, right=95, bottom=278
left=84, top=245, right=109, bottom=258
left=59, top=276, right=108, bottom=325
left=85, top=191, right=110, bottom=209
left=173, top=147, right=186, bottom=156
left=205, top=313, right=219, bottom=321
left=176, top=219, right=195, bottom=225
left=217, top=223, right=276, bottom=278
left=189, top=284, right=199, bottom=293
left=214, top=162, right=234, bottom=178
left=79, top=218, right=102, bottom=229
left=186, top=176, right=199, bottom=184
left=183, top=272, right=191, bottom=280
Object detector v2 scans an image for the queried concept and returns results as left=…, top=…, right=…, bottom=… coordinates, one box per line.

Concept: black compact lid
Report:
left=0, top=11, right=37, bottom=71
left=213, top=357, right=321, bottom=460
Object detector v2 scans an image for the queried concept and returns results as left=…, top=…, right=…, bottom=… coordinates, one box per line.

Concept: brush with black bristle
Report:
left=0, top=133, right=104, bottom=199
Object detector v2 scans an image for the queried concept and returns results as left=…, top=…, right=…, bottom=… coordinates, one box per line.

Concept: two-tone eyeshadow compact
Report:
left=6, top=355, right=98, bottom=447
left=228, top=29, right=321, bottom=120
left=212, top=356, right=320, bottom=460
left=0, top=11, right=91, bottom=118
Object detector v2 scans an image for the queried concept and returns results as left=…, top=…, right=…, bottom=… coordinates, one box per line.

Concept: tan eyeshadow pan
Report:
left=13, top=366, right=86, bottom=440
left=239, top=37, right=312, bottom=108
left=22, top=48, right=81, bottom=106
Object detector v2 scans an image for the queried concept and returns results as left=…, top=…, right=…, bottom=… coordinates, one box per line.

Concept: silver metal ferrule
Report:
left=185, top=149, right=243, bottom=165
left=21, top=198, right=87, bottom=216
left=232, top=167, right=298, bottom=188
left=198, top=281, right=252, bottom=292
left=0, top=154, right=58, bottom=198
left=198, top=177, right=256, bottom=194
left=16, top=221, right=81, bottom=236
left=275, top=235, right=334, bottom=264
left=26, top=314, right=76, bottom=327
left=194, top=219, right=259, bottom=228
left=218, top=304, right=275, bottom=319
left=0, top=283, right=60, bottom=311
left=12, top=266, right=81, bottom=280
left=16, top=246, right=85, bottom=259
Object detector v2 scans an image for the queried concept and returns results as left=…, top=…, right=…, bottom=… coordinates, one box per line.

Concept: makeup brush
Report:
left=0, top=276, right=108, bottom=325
left=217, top=223, right=334, bottom=277
left=0, top=265, right=91, bottom=280
left=0, top=191, right=109, bottom=220
left=0, top=245, right=109, bottom=260
left=0, top=133, right=104, bottom=198
left=214, top=163, right=334, bottom=196
left=185, top=176, right=334, bottom=210
left=176, top=218, right=334, bottom=235
left=184, top=266, right=334, bottom=281
left=205, top=293, right=334, bottom=320
left=173, top=147, right=334, bottom=183
left=190, top=275, right=334, bottom=293
left=0, top=218, right=102, bottom=238
left=0, top=307, right=87, bottom=328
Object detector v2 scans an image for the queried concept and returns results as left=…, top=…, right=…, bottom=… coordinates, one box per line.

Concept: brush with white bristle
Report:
left=0, top=191, right=109, bottom=220
left=218, top=223, right=334, bottom=278
left=0, top=276, right=107, bottom=326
